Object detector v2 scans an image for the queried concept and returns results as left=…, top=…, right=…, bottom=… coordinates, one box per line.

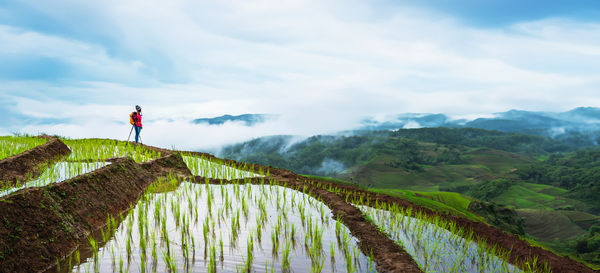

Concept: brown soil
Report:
left=0, top=137, right=71, bottom=186
left=0, top=153, right=191, bottom=273
left=140, top=153, right=192, bottom=178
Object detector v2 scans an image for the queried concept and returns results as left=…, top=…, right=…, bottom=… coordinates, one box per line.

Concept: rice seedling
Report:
left=330, top=242, right=336, bottom=261
left=360, top=204, right=549, bottom=273
left=271, top=228, right=279, bottom=257
left=125, top=231, right=132, bottom=258
left=245, top=233, right=254, bottom=269
left=290, top=223, right=296, bottom=242
left=282, top=241, right=291, bottom=269
left=162, top=249, right=178, bottom=273
left=62, top=138, right=161, bottom=163
left=88, top=236, right=99, bottom=260
left=56, top=257, right=61, bottom=273
left=345, top=248, right=355, bottom=273
left=75, top=249, right=80, bottom=265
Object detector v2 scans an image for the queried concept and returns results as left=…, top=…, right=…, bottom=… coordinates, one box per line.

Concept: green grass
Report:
left=517, top=209, right=600, bottom=241
left=301, top=174, right=363, bottom=188
left=463, top=147, right=534, bottom=173
left=341, top=146, right=534, bottom=191
left=492, top=182, right=592, bottom=212
left=416, top=191, right=472, bottom=212
left=352, top=159, right=492, bottom=190
left=517, top=209, right=590, bottom=241
left=369, top=188, right=484, bottom=223
left=0, top=135, right=47, bottom=160
left=305, top=171, right=484, bottom=223
left=493, top=185, right=555, bottom=209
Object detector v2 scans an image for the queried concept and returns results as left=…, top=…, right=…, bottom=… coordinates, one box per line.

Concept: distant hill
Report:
left=361, top=113, right=450, bottom=130
left=192, top=114, right=274, bottom=126
left=220, top=128, right=570, bottom=177
left=359, top=107, right=600, bottom=147
left=464, top=108, right=600, bottom=134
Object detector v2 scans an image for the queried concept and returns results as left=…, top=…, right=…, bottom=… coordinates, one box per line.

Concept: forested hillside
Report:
left=221, top=127, right=600, bottom=266
left=221, top=128, right=574, bottom=177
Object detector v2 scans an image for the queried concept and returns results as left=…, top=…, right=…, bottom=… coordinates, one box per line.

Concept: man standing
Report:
left=130, top=105, right=143, bottom=143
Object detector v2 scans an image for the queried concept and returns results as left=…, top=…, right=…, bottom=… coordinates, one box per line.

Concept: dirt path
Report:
left=0, top=137, right=71, bottom=186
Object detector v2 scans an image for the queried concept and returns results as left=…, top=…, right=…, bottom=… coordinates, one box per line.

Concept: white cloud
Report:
left=11, top=105, right=350, bottom=151
left=403, top=121, right=421, bottom=129
left=0, top=25, right=148, bottom=84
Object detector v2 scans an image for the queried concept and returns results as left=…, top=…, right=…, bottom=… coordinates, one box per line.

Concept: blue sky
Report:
left=1, top=0, right=599, bottom=149
left=402, top=0, right=600, bottom=26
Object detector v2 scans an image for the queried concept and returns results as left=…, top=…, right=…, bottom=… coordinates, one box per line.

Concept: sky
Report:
left=1, top=0, right=599, bottom=151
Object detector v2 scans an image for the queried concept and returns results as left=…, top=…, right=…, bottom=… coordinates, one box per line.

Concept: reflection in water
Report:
left=69, top=182, right=376, bottom=273
left=360, top=206, right=521, bottom=273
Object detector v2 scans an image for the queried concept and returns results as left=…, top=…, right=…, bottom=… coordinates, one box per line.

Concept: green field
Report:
left=370, top=188, right=483, bottom=222
left=492, top=182, right=591, bottom=211
left=517, top=209, right=600, bottom=241
left=341, top=147, right=534, bottom=191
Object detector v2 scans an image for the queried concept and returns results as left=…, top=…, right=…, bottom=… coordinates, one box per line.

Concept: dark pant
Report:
left=134, top=125, right=142, bottom=143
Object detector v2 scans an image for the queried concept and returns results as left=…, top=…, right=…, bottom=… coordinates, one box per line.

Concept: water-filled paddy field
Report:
left=0, top=161, right=110, bottom=197
left=359, top=205, right=528, bottom=273
left=67, top=179, right=375, bottom=273
left=182, top=155, right=261, bottom=181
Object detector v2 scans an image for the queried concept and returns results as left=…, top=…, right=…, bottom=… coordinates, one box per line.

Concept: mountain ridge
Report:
left=192, top=114, right=275, bottom=126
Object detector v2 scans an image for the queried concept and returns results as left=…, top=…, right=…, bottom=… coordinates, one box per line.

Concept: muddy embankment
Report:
left=0, top=152, right=190, bottom=273
left=0, top=137, right=71, bottom=187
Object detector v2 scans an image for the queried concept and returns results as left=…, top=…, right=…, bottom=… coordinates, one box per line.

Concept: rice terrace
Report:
left=3, top=0, right=600, bottom=271
left=0, top=135, right=593, bottom=273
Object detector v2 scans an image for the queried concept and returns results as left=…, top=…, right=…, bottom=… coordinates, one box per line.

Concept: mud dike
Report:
left=0, top=137, right=70, bottom=186
left=0, top=139, right=596, bottom=273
